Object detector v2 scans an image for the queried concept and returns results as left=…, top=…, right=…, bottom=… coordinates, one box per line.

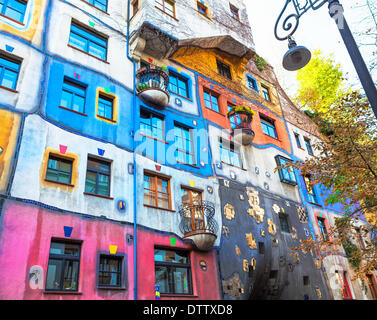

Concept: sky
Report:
left=245, top=0, right=376, bottom=97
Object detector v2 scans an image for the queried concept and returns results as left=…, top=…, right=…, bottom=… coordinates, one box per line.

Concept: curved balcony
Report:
left=136, top=65, right=170, bottom=109
left=178, top=201, right=218, bottom=251
left=227, top=106, right=255, bottom=146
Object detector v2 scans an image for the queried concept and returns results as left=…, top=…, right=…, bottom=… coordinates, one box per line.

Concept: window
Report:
left=261, top=85, right=271, bottom=101
left=97, top=94, right=114, bottom=121
left=304, top=138, right=314, bottom=155
left=229, top=3, right=239, bottom=20
left=154, top=248, right=192, bottom=295
left=45, top=155, right=73, bottom=185
left=203, top=89, right=219, bottom=112
left=275, top=155, right=297, bottom=186
left=197, top=2, right=207, bottom=16
left=140, top=110, right=164, bottom=141
left=279, top=213, right=290, bottom=233
left=258, top=242, right=265, bottom=254
left=85, top=157, right=111, bottom=197
left=335, top=271, right=353, bottom=299
left=216, top=59, right=232, bottom=80
left=181, top=187, right=204, bottom=232
left=84, top=0, right=107, bottom=11
left=69, top=22, right=108, bottom=60
left=46, top=240, right=81, bottom=292
left=169, top=72, right=189, bottom=99
left=304, top=175, right=318, bottom=204
left=260, top=115, right=278, bottom=139
left=317, top=217, right=329, bottom=241
left=174, top=125, right=195, bottom=165
left=144, top=172, right=171, bottom=209
left=355, top=228, right=365, bottom=249
left=0, top=53, right=21, bottom=90
left=294, top=133, right=302, bottom=148
left=155, top=0, right=175, bottom=17
left=247, top=75, right=258, bottom=92
left=269, top=270, right=278, bottom=279
left=366, top=274, right=377, bottom=300
left=60, top=78, right=86, bottom=114
left=227, top=103, right=241, bottom=130
left=98, top=255, right=123, bottom=288
left=132, top=0, right=139, bottom=16
left=219, top=138, right=243, bottom=168
left=303, top=276, right=310, bottom=286
left=0, top=0, right=27, bottom=23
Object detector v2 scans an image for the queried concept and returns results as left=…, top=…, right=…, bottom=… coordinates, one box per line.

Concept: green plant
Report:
left=343, top=240, right=361, bottom=268
left=254, top=54, right=268, bottom=72
left=227, top=106, right=255, bottom=118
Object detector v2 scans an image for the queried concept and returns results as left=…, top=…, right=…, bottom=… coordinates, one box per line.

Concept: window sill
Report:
left=84, top=192, right=114, bottom=200
left=161, top=293, right=198, bottom=298
left=169, top=90, right=192, bottom=102
left=298, top=147, right=305, bottom=151
left=140, top=133, right=169, bottom=145
left=67, top=44, right=109, bottom=64
left=44, top=179, right=75, bottom=187
left=197, top=11, right=212, bottom=21
left=308, top=201, right=322, bottom=207
left=221, top=161, right=247, bottom=171
left=80, top=0, right=110, bottom=15
left=0, top=13, right=25, bottom=26
left=176, top=161, right=201, bottom=169
left=155, top=6, right=179, bottom=21
left=0, top=85, right=18, bottom=93
left=262, top=133, right=281, bottom=142
left=44, top=291, right=82, bottom=295
left=97, top=286, right=126, bottom=291
left=59, top=105, right=88, bottom=117
left=144, top=204, right=176, bottom=213
left=97, top=114, right=117, bottom=124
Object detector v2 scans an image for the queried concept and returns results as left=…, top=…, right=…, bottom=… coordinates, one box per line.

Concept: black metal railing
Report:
left=178, top=201, right=218, bottom=236
left=136, top=65, right=170, bottom=93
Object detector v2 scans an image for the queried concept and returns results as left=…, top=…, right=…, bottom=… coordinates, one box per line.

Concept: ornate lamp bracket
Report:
left=274, top=0, right=329, bottom=41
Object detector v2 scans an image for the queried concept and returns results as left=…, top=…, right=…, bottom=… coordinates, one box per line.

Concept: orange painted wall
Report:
left=198, top=76, right=291, bottom=153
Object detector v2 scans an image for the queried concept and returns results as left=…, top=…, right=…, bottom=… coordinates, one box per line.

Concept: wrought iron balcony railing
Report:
left=178, top=201, right=218, bottom=238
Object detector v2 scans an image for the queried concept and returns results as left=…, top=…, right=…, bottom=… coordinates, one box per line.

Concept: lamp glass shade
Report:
left=283, top=46, right=312, bottom=71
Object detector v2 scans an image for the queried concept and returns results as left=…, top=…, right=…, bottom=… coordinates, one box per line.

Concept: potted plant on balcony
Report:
left=227, top=106, right=256, bottom=145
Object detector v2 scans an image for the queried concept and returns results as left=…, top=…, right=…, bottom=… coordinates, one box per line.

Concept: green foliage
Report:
left=254, top=54, right=268, bottom=72
left=227, top=105, right=255, bottom=118
left=343, top=240, right=361, bottom=268
left=295, top=50, right=345, bottom=113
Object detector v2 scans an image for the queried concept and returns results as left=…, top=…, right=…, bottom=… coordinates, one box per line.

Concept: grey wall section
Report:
left=217, top=179, right=331, bottom=300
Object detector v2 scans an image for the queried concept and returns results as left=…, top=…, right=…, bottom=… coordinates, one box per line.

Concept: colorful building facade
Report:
left=0, top=0, right=375, bottom=300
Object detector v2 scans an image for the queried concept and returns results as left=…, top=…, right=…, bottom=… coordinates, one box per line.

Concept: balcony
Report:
left=136, top=65, right=170, bottom=109
left=227, top=106, right=255, bottom=145
left=178, top=201, right=218, bottom=251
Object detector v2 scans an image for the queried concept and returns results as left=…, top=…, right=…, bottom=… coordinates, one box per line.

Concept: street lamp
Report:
left=274, top=0, right=377, bottom=118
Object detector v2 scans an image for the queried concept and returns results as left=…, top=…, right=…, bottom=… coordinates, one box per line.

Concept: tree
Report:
left=286, top=51, right=377, bottom=284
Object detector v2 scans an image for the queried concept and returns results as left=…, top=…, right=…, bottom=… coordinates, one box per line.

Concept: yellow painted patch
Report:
left=109, top=245, right=118, bottom=254
left=189, top=180, right=195, bottom=187
left=0, top=0, right=45, bottom=43
left=0, top=110, right=20, bottom=192
left=245, top=233, right=257, bottom=250
left=171, top=47, right=282, bottom=116
left=39, top=147, right=79, bottom=191
left=95, top=88, right=119, bottom=125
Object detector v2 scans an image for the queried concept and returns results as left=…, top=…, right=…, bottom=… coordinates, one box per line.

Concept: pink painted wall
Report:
left=0, top=200, right=221, bottom=300
left=137, top=230, right=221, bottom=300
left=0, top=200, right=134, bottom=300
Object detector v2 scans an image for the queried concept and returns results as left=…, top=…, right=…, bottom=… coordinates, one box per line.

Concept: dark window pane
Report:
left=155, top=265, right=172, bottom=294
left=46, top=259, right=63, bottom=290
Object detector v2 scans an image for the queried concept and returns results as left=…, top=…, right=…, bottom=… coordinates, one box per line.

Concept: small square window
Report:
left=60, top=78, right=86, bottom=114
left=155, top=0, right=175, bottom=17
left=247, top=75, right=258, bottom=92
left=294, top=133, right=302, bottom=148
left=269, top=270, right=278, bottom=279
left=303, top=276, right=310, bottom=286
left=85, top=156, right=111, bottom=197
left=260, top=115, right=278, bottom=139
left=203, top=89, right=220, bottom=113
left=304, top=138, right=314, bottom=155
left=46, top=240, right=81, bottom=292
left=261, top=85, right=271, bottom=101
left=144, top=172, right=171, bottom=210
left=0, top=53, right=22, bottom=90
left=45, top=155, right=73, bottom=185
left=216, top=59, right=232, bottom=80
left=229, top=3, right=239, bottom=20
left=98, top=255, right=123, bottom=288
left=197, top=2, right=207, bottom=16
left=279, top=213, right=290, bottom=233
left=169, top=71, right=189, bottom=99
left=0, top=0, right=27, bottom=23
left=258, top=242, right=265, bottom=254
left=84, top=0, right=108, bottom=12
left=275, top=155, right=297, bottom=186
left=97, top=94, right=114, bottom=121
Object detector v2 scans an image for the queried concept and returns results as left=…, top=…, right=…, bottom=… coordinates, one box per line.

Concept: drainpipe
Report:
left=126, top=0, right=138, bottom=300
